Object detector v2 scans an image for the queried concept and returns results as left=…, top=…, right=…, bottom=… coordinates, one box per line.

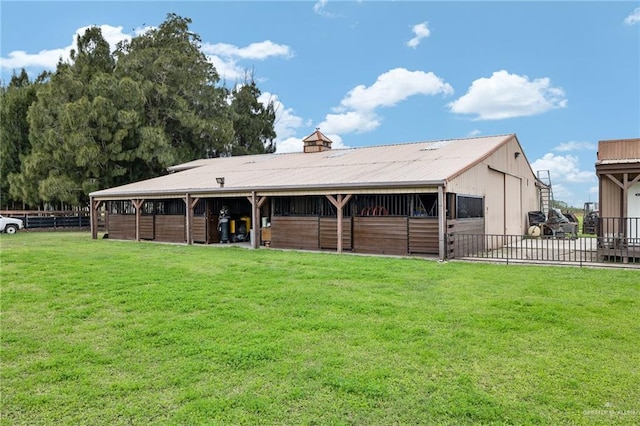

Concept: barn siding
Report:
left=353, top=217, right=408, bottom=255
left=600, top=178, right=622, bottom=218
left=154, top=215, right=185, bottom=243
left=598, top=139, right=640, bottom=161
left=484, top=169, right=505, bottom=236
left=192, top=217, right=207, bottom=243
left=140, top=216, right=154, bottom=240
left=108, top=214, right=135, bottom=240
left=447, top=136, right=540, bottom=237
left=319, top=218, right=352, bottom=250
left=271, top=216, right=319, bottom=250
left=408, top=218, right=439, bottom=254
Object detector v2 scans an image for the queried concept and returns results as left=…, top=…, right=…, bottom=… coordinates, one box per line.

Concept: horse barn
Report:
left=89, top=131, right=544, bottom=260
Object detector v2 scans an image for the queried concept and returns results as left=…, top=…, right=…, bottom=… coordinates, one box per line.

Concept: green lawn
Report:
left=1, top=232, right=638, bottom=425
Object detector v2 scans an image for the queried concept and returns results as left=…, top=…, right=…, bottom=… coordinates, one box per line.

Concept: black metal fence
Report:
left=448, top=217, right=640, bottom=266
left=5, top=213, right=90, bottom=230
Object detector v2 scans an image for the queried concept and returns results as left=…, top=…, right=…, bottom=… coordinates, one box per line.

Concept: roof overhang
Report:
left=90, top=180, right=446, bottom=201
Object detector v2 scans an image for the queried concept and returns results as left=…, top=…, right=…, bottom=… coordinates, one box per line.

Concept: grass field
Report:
left=1, top=232, right=638, bottom=425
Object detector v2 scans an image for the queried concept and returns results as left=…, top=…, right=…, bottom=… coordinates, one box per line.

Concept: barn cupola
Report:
left=303, top=128, right=332, bottom=153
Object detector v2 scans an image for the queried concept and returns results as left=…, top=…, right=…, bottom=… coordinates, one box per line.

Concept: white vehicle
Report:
left=0, top=215, right=24, bottom=234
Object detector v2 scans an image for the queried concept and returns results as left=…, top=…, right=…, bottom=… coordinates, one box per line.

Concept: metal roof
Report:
left=90, top=134, right=516, bottom=199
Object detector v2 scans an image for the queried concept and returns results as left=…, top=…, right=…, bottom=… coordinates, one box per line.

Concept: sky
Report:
left=1, top=1, right=639, bottom=207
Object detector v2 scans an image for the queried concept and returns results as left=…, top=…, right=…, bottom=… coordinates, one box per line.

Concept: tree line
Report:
left=0, top=14, right=277, bottom=210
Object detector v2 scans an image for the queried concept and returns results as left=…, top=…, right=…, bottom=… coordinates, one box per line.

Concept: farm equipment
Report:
left=582, top=202, right=599, bottom=235
left=527, top=208, right=578, bottom=238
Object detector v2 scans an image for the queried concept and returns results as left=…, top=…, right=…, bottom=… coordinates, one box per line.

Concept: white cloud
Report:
left=467, top=129, right=482, bottom=137
left=275, top=137, right=305, bottom=154
left=256, top=91, right=341, bottom=154
left=624, top=7, right=640, bottom=25
left=202, top=41, right=292, bottom=60
left=406, top=22, right=431, bottom=48
left=317, top=68, right=452, bottom=135
left=338, top=68, right=453, bottom=112
left=207, top=55, right=245, bottom=82
left=1, top=24, right=292, bottom=86
left=258, top=92, right=306, bottom=141
left=0, top=24, right=132, bottom=72
left=553, top=141, right=596, bottom=152
left=531, top=153, right=596, bottom=184
left=448, top=70, right=567, bottom=120
left=319, top=110, right=381, bottom=135
left=313, top=0, right=337, bottom=18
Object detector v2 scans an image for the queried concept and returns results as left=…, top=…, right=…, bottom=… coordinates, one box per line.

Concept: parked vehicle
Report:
left=0, top=215, right=24, bottom=234
left=582, top=202, right=599, bottom=235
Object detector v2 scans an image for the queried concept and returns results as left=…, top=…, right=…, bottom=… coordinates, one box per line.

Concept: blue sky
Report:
left=1, top=1, right=639, bottom=207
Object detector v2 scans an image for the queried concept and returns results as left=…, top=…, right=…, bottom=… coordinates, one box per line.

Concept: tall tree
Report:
left=12, top=27, right=135, bottom=206
left=0, top=70, right=40, bottom=208
left=227, top=78, right=277, bottom=156
left=8, top=13, right=277, bottom=208
left=114, top=13, right=233, bottom=170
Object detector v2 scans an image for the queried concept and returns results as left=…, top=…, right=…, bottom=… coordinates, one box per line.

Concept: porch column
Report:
left=438, top=186, right=446, bottom=261
left=90, top=198, right=101, bottom=239
left=183, top=194, right=200, bottom=245
left=132, top=199, right=144, bottom=242
left=248, top=192, right=268, bottom=249
left=326, top=194, right=352, bottom=253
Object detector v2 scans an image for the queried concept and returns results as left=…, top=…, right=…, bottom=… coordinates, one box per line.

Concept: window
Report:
left=273, top=196, right=336, bottom=217
left=456, top=195, right=483, bottom=219
left=348, top=194, right=413, bottom=217
left=109, top=201, right=134, bottom=215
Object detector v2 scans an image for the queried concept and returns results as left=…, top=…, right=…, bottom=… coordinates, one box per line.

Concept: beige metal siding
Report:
left=485, top=169, right=505, bottom=236
left=447, top=136, right=539, bottom=236
left=505, top=174, right=522, bottom=235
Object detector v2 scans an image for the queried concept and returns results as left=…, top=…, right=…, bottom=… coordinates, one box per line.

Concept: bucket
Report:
left=261, top=217, right=268, bottom=228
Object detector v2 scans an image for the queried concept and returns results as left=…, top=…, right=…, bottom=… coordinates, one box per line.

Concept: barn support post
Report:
left=326, top=194, right=352, bottom=253
left=183, top=194, right=199, bottom=245
left=438, top=185, right=446, bottom=260
left=90, top=197, right=101, bottom=239
left=132, top=199, right=144, bottom=242
left=248, top=192, right=268, bottom=249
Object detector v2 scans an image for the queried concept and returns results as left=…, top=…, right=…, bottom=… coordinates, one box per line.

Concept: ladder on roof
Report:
left=537, top=170, right=554, bottom=217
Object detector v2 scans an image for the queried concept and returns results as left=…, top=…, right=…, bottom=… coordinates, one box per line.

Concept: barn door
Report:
left=505, top=174, right=522, bottom=235
left=627, top=181, right=640, bottom=243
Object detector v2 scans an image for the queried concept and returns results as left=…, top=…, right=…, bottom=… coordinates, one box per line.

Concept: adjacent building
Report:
left=595, top=138, right=640, bottom=260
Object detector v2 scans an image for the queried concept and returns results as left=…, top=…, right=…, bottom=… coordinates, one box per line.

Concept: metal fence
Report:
left=449, top=217, right=640, bottom=267
left=4, top=212, right=90, bottom=230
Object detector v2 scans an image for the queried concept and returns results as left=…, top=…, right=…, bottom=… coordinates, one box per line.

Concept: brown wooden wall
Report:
left=598, top=139, right=640, bottom=161
left=408, top=218, right=439, bottom=254
left=154, top=215, right=185, bottom=243
left=446, top=218, right=485, bottom=258
left=271, top=216, right=319, bottom=250
left=108, top=214, right=135, bottom=240
left=192, top=217, right=207, bottom=243
left=353, top=217, right=408, bottom=255
left=319, top=218, right=352, bottom=250
left=140, top=216, right=154, bottom=240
